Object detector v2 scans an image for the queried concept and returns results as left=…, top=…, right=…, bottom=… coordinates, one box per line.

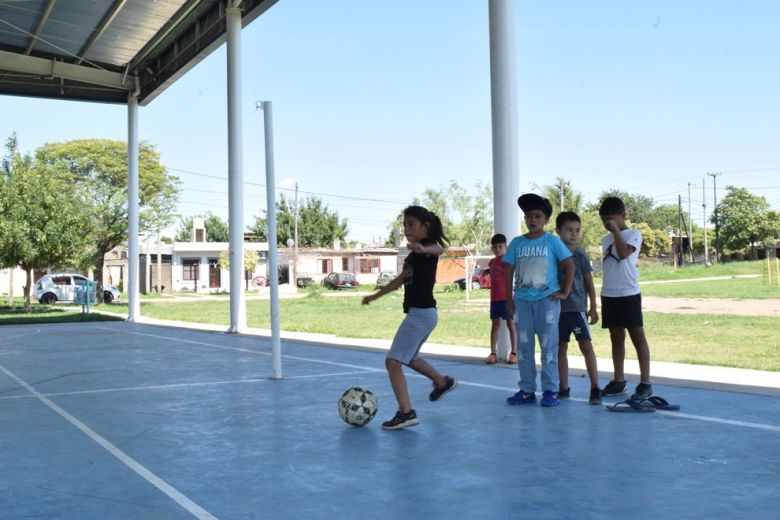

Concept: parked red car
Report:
left=454, top=267, right=491, bottom=290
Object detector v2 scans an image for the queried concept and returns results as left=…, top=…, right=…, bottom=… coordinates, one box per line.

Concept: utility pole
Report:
left=294, top=182, right=299, bottom=285
left=677, top=195, right=684, bottom=267
left=559, top=179, right=565, bottom=212
left=707, top=172, right=721, bottom=263
left=702, top=177, right=709, bottom=265
left=687, top=182, right=695, bottom=263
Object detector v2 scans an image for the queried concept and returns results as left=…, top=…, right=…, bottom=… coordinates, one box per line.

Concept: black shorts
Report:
left=601, top=294, right=643, bottom=329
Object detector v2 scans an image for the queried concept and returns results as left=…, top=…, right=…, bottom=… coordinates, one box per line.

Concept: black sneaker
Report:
left=429, top=376, right=457, bottom=402
left=631, top=382, right=653, bottom=400
left=382, top=409, right=419, bottom=430
left=601, top=380, right=627, bottom=396
left=588, top=387, right=602, bottom=405
left=558, top=386, right=571, bottom=399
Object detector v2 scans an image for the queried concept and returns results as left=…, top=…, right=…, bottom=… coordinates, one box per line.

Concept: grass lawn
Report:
left=125, top=290, right=780, bottom=372
left=638, top=275, right=780, bottom=299
left=634, top=260, right=766, bottom=280
left=3, top=260, right=778, bottom=371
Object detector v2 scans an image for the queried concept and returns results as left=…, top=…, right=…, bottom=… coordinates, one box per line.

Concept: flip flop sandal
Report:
left=640, top=396, right=681, bottom=411
left=606, top=398, right=656, bottom=413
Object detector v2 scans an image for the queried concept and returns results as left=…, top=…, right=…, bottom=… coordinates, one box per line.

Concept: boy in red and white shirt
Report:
left=485, top=233, right=517, bottom=364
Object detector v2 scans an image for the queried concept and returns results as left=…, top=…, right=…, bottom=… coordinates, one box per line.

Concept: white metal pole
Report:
left=226, top=5, right=246, bottom=332
left=294, top=182, right=299, bottom=285
left=127, top=93, right=140, bottom=321
left=489, top=0, right=520, bottom=238
left=261, top=101, right=282, bottom=379
left=489, top=0, right=519, bottom=360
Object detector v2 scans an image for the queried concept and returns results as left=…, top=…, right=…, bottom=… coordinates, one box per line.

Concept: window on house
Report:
left=183, top=259, right=199, bottom=281
left=342, top=257, right=349, bottom=271
left=320, top=259, right=332, bottom=274
left=359, top=258, right=381, bottom=274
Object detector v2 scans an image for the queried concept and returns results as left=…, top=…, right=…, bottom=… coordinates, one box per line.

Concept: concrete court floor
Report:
left=0, top=321, right=778, bottom=520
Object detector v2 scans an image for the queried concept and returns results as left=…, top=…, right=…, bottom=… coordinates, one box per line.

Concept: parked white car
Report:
left=34, top=274, right=121, bottom=304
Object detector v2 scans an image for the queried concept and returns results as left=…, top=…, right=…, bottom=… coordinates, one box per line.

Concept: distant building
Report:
left=279, top=246, right=398, bottom=286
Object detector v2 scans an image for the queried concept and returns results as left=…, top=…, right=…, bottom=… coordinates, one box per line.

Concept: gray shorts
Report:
left=388, top=307, right=438, bottom=364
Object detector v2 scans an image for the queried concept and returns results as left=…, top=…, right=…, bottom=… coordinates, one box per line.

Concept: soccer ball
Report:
left=338, top=387, right=378, bottom=427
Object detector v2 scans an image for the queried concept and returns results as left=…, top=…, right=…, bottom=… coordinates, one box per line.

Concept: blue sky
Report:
left=2, top=0, right=779, bottom=243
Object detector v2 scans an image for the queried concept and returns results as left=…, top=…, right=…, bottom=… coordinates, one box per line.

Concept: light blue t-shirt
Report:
left=503, top=232, right=572, bottom=301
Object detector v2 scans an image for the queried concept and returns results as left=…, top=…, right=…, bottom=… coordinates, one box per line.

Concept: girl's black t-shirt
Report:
left=402, top=239, right=438, bottom=313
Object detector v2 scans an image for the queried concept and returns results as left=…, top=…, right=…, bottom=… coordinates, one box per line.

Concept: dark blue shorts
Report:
left=559, top=311, right=591, bottom=342
left=490, top=300, right=511, bottom=320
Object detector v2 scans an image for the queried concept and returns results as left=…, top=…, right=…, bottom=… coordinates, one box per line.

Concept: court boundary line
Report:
left=0, top=369, right=381, bottom=400
left=98, top=326, right=780, bottom=434
left=0, top=362, right=219, bottom=520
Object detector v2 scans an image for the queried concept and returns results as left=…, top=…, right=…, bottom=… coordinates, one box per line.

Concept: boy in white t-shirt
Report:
left=598, top=197, right=653, bottom=401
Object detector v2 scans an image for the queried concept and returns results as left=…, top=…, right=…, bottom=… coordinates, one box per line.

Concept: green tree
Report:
left=447, top=181, right=494, bottom=255
left=575, top=211, right=605, bottom=252
left=35, top=139, right=178, bottom=300
left=635, top=223, right=657, bottom=256
left=0, top=136, right=96, bottom=310
left=713, top=186, right=779, bottom=259
left=248, top=195, right=348, bottom=248
left=174, top=212, right=229, bottom=242
left=646, top=204, right=681, bottom=232
left=534, top=177, right=584, bottom=215
left=219, top=248, right=260, bottom=290
left=146, top=179, right=180, bottom=294
left=386, top=181, right=494, bottom=256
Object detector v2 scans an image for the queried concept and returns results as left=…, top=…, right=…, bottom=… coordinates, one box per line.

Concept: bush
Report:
left=305, top=283, right=322, bottom=299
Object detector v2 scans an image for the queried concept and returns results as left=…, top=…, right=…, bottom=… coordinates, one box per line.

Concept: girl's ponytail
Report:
left=403, top=205, right=449, bottom=248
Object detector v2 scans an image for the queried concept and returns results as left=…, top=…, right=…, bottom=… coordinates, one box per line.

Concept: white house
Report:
left=0, top=266, right=27, bottom=297
left=171, top=241, right=269, bottom=293
left=278, top=246, right=398, bottom=286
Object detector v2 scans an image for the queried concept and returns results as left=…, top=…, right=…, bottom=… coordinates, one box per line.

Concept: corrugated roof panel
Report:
left=0, top=0, right=277, bottom=104
left=30, top=0, right=110, bottom=59
left=84, top=0, right=187, bottom=66
left=0, top=0, right=46, bottom=49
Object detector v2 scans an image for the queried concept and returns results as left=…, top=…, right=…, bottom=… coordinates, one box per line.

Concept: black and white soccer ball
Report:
left=338, top=387, right=378, bottom=427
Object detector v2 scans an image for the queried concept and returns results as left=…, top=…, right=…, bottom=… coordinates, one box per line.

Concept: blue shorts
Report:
left=558, top=311, right=592, bottom=342
left=490, top=300, right=511, bottom=320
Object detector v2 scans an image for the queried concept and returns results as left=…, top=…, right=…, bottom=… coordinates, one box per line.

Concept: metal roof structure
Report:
left=0, top=0, right=276, bottom=105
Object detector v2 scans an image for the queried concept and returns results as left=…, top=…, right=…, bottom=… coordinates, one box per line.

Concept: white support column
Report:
left=127, top=93, right=141, bottom=321
left=489, top=0, right=520, bottom=359
left=226, top=4, right=246, bottom=332
left=489, top=0, right=520, bottom=237
left=261, top=101, right=282, bottom=379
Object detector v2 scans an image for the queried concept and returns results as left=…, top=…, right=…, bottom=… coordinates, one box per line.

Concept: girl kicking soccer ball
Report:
left=362, top=205, right=457, bottom=430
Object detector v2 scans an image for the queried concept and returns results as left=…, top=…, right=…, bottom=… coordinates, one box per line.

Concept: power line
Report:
left=167, top=165, right=407, bottom=205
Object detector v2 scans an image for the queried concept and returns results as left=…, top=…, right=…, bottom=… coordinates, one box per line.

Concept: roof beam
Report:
left=0, top=50, right=133, bottom=90
left=75, top=0, right=128, bottom=65
left=24, top=0, right=58, bottom=55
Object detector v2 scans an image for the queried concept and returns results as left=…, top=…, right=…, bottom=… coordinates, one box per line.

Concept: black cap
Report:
left=517, top=193, right=553, bottom=218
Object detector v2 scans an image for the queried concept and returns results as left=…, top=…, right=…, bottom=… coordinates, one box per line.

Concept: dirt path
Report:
left=642, top=296, right=780, bottom=317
